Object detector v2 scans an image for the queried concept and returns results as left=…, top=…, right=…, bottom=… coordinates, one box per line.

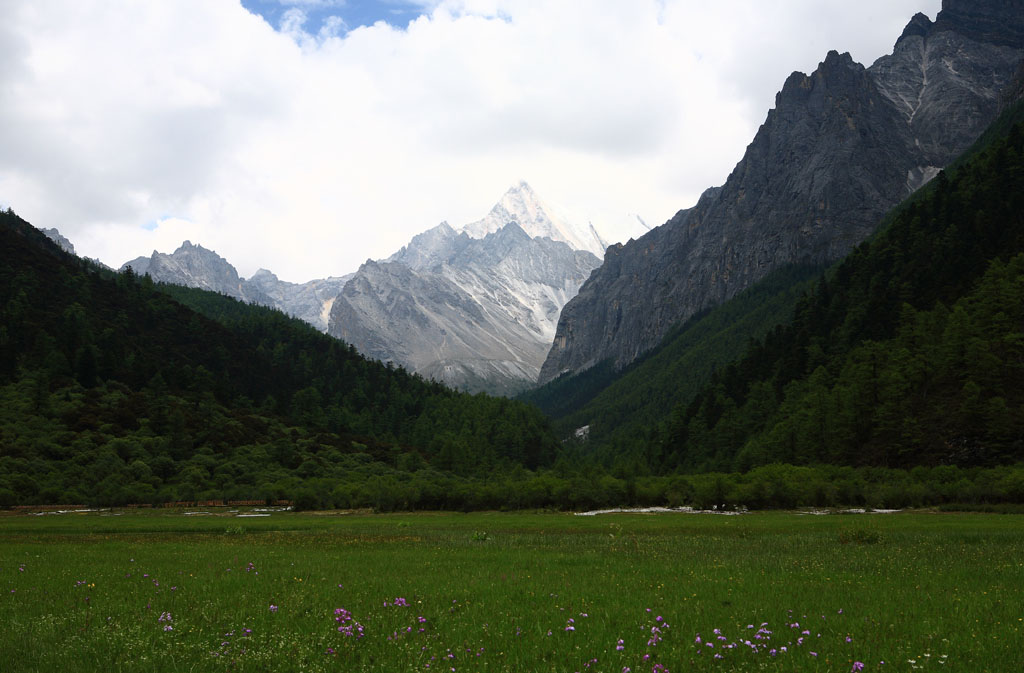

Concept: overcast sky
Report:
left=1, top=0, right=942, bottom=282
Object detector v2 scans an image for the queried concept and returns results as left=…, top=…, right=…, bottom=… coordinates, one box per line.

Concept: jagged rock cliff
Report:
left=539, top=0, right=1024, bottom=384
left=41, top=228, right=75, bottom=255
left=122, top=241, right=250, bottom=299
left=871, top=9, right=1024, bottom=175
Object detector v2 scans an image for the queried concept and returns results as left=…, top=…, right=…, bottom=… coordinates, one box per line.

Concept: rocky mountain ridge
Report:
left=539, top=0, right=1024, bottom=384
left=121, top=242, right=351, bottom=331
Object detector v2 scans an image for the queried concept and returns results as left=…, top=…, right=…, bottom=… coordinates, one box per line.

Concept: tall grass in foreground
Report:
left=1, top=511, right=1021, bottom=672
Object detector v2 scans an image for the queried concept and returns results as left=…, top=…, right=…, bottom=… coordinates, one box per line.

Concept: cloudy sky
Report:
left=1, top=0, right=941, bottom=282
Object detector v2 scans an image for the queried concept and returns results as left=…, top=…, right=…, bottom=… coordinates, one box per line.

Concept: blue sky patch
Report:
left=141, top=217, right=167, bottom=231
left=240, top=0, right=430, bottom=35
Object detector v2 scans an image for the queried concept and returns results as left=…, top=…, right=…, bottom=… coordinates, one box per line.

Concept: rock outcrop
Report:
left=123, top=241, right=249, bottom=299
left=41, top=228, right=76, bottom=255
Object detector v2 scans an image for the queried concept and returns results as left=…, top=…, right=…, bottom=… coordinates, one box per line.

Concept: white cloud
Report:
left=1, top=0, right=941, bottom=281
left=280, top=7, right=310, bottom=34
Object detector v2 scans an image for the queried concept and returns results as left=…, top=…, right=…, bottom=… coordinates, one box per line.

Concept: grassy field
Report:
left=1, top=509, right=1021, bottom=672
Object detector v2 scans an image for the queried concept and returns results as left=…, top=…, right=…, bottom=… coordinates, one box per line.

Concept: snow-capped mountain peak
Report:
left=460, top=181, right=608, bottom=258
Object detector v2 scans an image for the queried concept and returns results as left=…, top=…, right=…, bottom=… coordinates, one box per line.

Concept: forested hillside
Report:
left=661, top=105, right=1024, bottom=471
left=521, top=264, right=821, bottom=458
left=0, top=214, right=558, bottom=507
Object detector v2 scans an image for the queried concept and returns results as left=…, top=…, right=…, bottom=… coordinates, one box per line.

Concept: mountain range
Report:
left=121, top=243, right=352, bottom=332
left=539, top=0, right=1024, bottom=384
left=328, top=182, right=607, bottom=394
left=114, top=181, right=624, bottom=395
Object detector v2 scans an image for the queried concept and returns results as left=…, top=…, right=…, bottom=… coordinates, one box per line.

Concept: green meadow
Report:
left=1, top=510, right=1021, bottom=672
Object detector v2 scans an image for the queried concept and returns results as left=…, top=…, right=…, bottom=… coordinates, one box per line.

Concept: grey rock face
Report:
left=328, top=221, right=601, bottom=395
left=538, top=0, right=1024, bottom=384
left=1000, top=60, right=1024, bottom=108
left=120, top=242, right=351, bottom=331
left=386, top=222, right=472, bottom=271
left=121, top=254, right=151, bottom=276
left=41, top=228, right=75, bottom=255
left=871, top=11, right=1023, bottom=173
left=932, top=0, right=1024, bottom=48
left=124, top=241, right=248, bottom=299
left=244, top=269, right=352, bottom=332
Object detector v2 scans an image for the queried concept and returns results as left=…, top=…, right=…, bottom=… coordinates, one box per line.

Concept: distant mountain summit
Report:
left=461, top=181, right=609, bottom=259
left=329, top=184, right=602, bottom=395
left=539, top=0, right=1024, bottom=384
left=122, top=241, right=248, bottom=298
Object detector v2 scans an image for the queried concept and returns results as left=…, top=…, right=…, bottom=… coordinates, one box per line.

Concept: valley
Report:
left=2, top=0, right=1023, bottom=513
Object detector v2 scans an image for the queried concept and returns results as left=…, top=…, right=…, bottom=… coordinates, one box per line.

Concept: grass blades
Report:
left=1, top=510, right=1021, bottom=672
